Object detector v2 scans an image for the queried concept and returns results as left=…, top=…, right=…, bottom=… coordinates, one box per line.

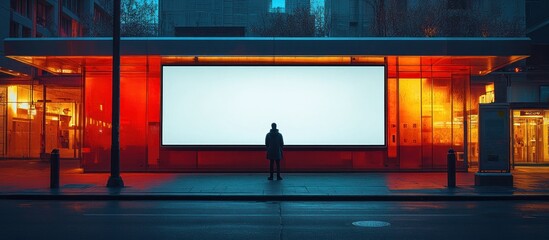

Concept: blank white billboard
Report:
left=162, top=66, right=385, bottom=146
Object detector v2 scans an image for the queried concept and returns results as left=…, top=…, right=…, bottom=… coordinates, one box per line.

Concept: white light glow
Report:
left=162, top=66, right=385, bottom=146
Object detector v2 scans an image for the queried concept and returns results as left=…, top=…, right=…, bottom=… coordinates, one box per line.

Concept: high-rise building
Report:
left=325, top=0, right=525, bottom=37
left=324, top=0, right=372, bottom=37
left=286, top=0, right=310, bottom=14
left=1, top=0, right=112, bottom=78
left=526, top=0, right=549, bottom=42
left=159, top=0, right=270, bottom=36
left=6, top=0, right=111, bottom=38
left=0, top=0, right=112, bottom=159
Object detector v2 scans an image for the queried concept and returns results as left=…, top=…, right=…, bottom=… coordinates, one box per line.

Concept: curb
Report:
left=2, top=194, right=549, bottom=201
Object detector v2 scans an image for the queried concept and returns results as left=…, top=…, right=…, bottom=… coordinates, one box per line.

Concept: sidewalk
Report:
left=1, top=160, right=549, bottom=201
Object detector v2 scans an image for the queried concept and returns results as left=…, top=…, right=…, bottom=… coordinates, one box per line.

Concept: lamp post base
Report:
left=107, top=176, right=125, bottom=188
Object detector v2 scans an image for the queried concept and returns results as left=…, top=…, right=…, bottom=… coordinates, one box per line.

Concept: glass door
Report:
left=46, top=101, right=80, bottom=159
left=513, top=110, right=548, bottom=165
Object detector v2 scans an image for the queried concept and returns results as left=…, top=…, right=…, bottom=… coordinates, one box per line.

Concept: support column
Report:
left=40, top=85, right=46, bottom=160
left=494, top=75, right=508, bottom=103
left=107, top=0, right=124, bottom=188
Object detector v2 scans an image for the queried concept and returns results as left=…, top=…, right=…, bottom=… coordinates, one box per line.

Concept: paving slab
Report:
left=1, top=160, right=548, bottom=201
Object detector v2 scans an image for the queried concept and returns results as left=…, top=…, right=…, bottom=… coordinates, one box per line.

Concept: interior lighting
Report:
left=0, top=67, right=24, bottom=77
left=29, top=104, right=37, bottom=116
left=161, top=56, right=384, bottom=64
left=485, top=83, right=494, bottom=92
left=8, top=86, right=17, bottom=116
left=18, top=102, right=30, bottom=110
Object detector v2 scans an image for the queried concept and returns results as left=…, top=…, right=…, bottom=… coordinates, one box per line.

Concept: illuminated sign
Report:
left=520, top=110, right=543, bottom=116
left=162, top=66, right=386, bottom=147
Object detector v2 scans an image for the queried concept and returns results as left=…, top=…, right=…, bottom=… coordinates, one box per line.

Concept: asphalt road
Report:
left=1, top=200, right=548, bottom=240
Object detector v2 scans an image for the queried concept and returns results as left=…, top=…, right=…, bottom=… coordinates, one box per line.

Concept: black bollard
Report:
left=447, top=148, right=456, bottom=188
left=50, top=149, right=60, bottom=189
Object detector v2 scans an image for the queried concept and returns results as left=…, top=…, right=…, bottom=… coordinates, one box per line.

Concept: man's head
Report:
left=271, top=123, right=277, bottom=129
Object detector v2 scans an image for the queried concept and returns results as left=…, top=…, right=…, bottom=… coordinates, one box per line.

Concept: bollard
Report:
left=50, top=149, right=60, bottom=189
left=447, top=148, right=456, bottom=188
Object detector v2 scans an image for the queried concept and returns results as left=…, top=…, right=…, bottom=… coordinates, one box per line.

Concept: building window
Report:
left=22, top=26, right=31, bottom=38
left=11, top=0, right=31, bottom=18
left=61, top=16, right=72, bottom=37
left=63, top=0, right=80, bottom=15
left=36, top=1, right=47, bottom=27
left=10, top=22, right=20, bottom=37
left=10, top=21, right=20, bottom=37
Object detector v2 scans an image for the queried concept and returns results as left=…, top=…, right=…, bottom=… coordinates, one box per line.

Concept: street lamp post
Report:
left=107, top=0, right=124, bottom=188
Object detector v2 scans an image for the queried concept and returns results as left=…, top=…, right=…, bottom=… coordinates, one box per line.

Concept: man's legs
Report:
left=275, top=160, right=282, bottom=180
left=268, top=159, right=274, bottom=180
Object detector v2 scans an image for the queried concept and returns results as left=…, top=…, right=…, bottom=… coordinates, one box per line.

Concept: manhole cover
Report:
left=352, top=221, right=391, bottom=228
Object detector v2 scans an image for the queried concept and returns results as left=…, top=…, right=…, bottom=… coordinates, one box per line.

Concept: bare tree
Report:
left=287, top=7, right=316, bottom=36
left=80, top=0, right=159, bottom=37
left=406, top=0, right=447, bottom=37
left=120, top=0, right=158, bottom=37
left=365, top=0, right=387, bottom=36
left=252, top=7, right=315, bottom=37
left=256, top=7, right=316, bottom=37
left=80, top=12, right=113, bottom=37
left=252, top=10, right=286, bottom=37
left=366, top=0, right=524, bottom=37
left=312, top=4, right=331, bottom=37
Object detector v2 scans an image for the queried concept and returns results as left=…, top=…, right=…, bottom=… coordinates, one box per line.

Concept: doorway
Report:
left=0, top=85, right=82, bottom=159
left=513, top=110, right=549, bottom=165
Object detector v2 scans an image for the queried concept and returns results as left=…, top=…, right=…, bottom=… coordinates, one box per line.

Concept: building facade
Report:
left=159, top=0, right=270, bottom=36
left=286, top=0, right=310, bottom=14
left=3, top=37, right=530, bottom=172
left=325, top=0, right=525, bottom=37
left=2, top=0, right=549, bottom=172
left=0, top=0, right=112, bottom=159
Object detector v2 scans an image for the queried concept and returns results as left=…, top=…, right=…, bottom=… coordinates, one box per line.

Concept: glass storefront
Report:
left=513, top=109, right=549, bottom=165
left=0, top=57, right=528, bottom=171
left=467, top=82, right=496, bottom=166
left=1, top=52, right=527, bottom=171
left=0, top=84, right=82, bottom=159
left=365, top=57, right=470, bottom=170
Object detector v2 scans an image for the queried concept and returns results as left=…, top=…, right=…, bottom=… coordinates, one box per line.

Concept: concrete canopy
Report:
left=3, top=37, right=531, bottom=76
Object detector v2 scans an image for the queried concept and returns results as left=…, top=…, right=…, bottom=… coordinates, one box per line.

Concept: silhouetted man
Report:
left=266, top=123, right=284, bottom=180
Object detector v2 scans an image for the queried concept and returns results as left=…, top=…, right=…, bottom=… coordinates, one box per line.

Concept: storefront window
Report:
left=0, top=84, right=81, bottom=159
left=392, top=57, right=469, bottom=170
left=467, top=82, right=495, bottom=166
left=512, top=109, right=549, bottom=165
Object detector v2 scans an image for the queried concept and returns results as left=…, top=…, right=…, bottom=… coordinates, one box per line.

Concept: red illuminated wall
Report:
left=82, top=56, right=469, bottom=172
left=83, top=57, right=151, bottom=171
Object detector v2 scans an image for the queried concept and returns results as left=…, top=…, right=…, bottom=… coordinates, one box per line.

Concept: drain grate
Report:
left=352, top=221, right=391, bottom=228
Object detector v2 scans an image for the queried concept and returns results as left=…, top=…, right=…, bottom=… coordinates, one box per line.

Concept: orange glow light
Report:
left=162, top=56, right=385, bottom=65
left=485, top=83, right=494, bottom=92
left=7, top=86, right=17, bottom=116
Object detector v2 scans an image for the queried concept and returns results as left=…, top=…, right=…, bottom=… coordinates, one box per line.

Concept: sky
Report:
left=271, top=0, right=284, bottom=8
left=272, top=0, right=324, bottom=9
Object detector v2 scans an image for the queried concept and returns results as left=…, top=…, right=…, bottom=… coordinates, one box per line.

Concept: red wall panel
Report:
left=120, top=72, right=147, bottom=170
left=81, top=56, right=471, bottom=172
